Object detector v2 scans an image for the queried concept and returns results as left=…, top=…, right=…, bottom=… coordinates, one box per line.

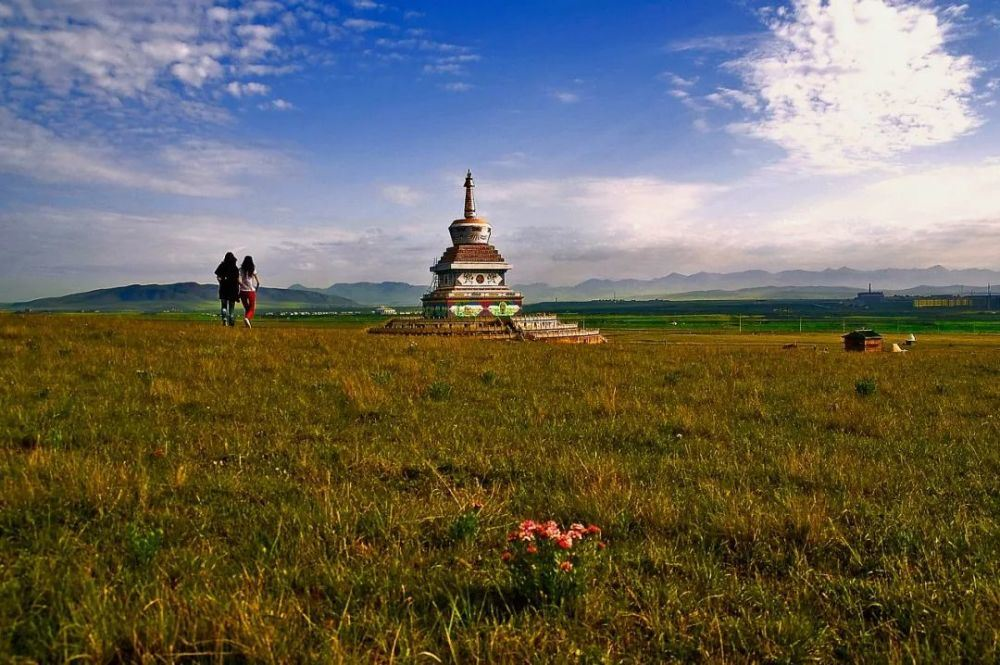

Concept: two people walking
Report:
left=215, top=252, right=260, bottom=328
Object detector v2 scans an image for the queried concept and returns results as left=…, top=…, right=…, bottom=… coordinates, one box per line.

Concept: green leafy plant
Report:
left=126, top=523, right=164, bottom=565
left=855, top=377, right=877, bottom=397
left=427, top=381, right=452, bottom=401
left=447, top=510, right=480, bottom=543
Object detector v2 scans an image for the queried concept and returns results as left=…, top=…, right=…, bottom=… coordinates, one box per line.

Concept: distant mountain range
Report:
left=293, top=266, right=1000, bottom=305
left=4, top=267, right=999, bottom=311
left=6, top=283, right=357, bottom=312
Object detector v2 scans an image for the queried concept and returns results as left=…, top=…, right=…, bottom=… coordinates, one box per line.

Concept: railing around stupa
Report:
left=510, top=314, right=604, bottom=342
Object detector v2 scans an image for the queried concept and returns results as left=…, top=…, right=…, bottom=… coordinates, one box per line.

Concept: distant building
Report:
left=373, top=305, right=397, bottom=316
left=842, top=329, right=883, bottom=353
left=855, top=283, right=885, bottom=304
left=912, top=297, right=971, bottom=308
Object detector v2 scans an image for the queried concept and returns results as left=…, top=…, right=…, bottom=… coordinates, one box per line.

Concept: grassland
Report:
left=1, top=313, right=998, bottom=662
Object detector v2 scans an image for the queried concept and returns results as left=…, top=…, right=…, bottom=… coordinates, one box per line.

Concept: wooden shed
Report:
left=842, top=329, right=883, bottom=353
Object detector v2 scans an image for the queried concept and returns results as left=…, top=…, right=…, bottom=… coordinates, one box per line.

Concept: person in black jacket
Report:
left=214, top=252, right=240, bottom=326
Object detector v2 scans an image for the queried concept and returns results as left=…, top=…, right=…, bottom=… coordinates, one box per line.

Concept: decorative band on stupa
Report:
left=421, top=171, right=523, bottom=319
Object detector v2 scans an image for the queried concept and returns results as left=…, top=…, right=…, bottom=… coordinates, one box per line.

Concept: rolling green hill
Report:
left=7, top=283, right=358, bottom=312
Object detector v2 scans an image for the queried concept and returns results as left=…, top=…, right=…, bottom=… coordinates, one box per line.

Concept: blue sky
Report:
left=1, top=0, right=999, bottom=300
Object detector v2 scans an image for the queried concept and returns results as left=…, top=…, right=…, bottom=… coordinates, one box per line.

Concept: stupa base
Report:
left=368, top=314, right=606, bottom=344
left=369, top=316, right=518, bottom=339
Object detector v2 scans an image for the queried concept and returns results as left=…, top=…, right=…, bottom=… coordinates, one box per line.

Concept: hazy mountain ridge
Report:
left=8, top=283, right=357, bottom=312
left=293, top=267, right=1000, bottom=305
left=6, top=269, right=999, bottom=311
left=289, top=281, right=426, bottom=307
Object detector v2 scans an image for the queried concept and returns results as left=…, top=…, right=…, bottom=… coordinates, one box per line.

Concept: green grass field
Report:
left=1, top=313, right=998, bottom=662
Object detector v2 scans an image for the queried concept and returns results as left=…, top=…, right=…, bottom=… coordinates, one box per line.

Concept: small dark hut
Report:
left=842, top=329, right=883, bottom=353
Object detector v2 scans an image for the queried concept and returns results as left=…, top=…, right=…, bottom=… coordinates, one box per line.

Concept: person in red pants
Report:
left=239, top=255, right=260, bottom=328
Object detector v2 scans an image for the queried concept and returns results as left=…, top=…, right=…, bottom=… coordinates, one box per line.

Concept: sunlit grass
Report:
left=0, top=313, right=998, bottom=661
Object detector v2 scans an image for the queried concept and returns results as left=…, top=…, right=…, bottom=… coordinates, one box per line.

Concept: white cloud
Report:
left=667, top=87, right=706, bottom=112
left=422, top=54, right=479, bottom=76
left=207, top=7, right=232, bottom=23
left=551, top=91, right=580, bottom=104
left=381, top=185, right=425, bottom=206
left=705, top=87, right=759, bottom=111
left=0, top=208, right=377, bottom=301
left=259, top=98, right=294, bottom=110
left=343, top=18, right=387, bottom=32
left=661, top=72, right=697, bottom=87
left=489, top=152, right=529, bottom=168
left=235, top=23, right=280, bottom=58
left=423, top=63, right=463, bottom=75
left=793, top=159, right=1000, bottom=231
left=488, top=176, right=724, bottom=247
left=731, top=0, right=982, bottom=173
left=451, top=166, right=1000, bottom=283
left=351, top=0, right=382, bottom=9
left=442, top=82, right=472, bottom=92
left=0, top=2, right=288, bottom=104
left=667, top=33, right=764, bottom=53
left=373, top=36, right=480, bottom=79
left=0, top=108, right=287, bottom=198
left=170, top=57, right=224, bottom=88
left=226, top=81, right=271, bottom=97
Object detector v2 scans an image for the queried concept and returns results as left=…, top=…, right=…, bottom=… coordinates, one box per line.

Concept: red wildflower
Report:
left=559, top=560, right=573, bottom=572
left=501, top=550, right=513, bottom=563
left=586, top=524, right=601, bottom=535
left=516, top=520, right=539, bottom=541
left=539, top=521, right=560, bottom=540
left=526, top=544, right=538, bottom=555
left=597, top=541, right=607, bottom=550
left=555, top=535, right=573, bottom=550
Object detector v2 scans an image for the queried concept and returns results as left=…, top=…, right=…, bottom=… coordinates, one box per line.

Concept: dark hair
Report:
left=240, top=255, right=255, bottom=275
left=223, top=252, right=237, bottom=267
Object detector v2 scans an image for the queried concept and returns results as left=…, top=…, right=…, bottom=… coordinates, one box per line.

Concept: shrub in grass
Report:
left=126, top=523, right=164, bottom=565
left=855, top=378, right=877, bottom=397
left=502, top=520, right=605, bottom=607
left=427, top=381, right=452, bottom=401
left=448, top=510, right=480, bottom=543
left=480, top=370, right=499, bottom=386
left=370, top=369, right=393, bottom=385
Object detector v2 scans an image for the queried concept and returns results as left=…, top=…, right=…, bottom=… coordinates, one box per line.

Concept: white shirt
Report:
left=240, top=270, right=258, bottom=292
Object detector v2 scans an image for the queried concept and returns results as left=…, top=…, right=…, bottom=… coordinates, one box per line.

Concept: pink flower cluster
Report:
left=508, top=520, right=601, bottom=548
left=504, top=520, right=603, bottom=566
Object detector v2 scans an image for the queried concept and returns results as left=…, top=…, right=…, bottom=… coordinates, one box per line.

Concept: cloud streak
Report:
left=0, top=109, right=288, bottom=197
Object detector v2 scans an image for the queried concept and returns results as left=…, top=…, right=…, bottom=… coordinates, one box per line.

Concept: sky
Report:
left=1, top=0, right=1000, bottom=301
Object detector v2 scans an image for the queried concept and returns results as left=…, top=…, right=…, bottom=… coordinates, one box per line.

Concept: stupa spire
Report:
left=464, top=169, right=476, bottom=219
